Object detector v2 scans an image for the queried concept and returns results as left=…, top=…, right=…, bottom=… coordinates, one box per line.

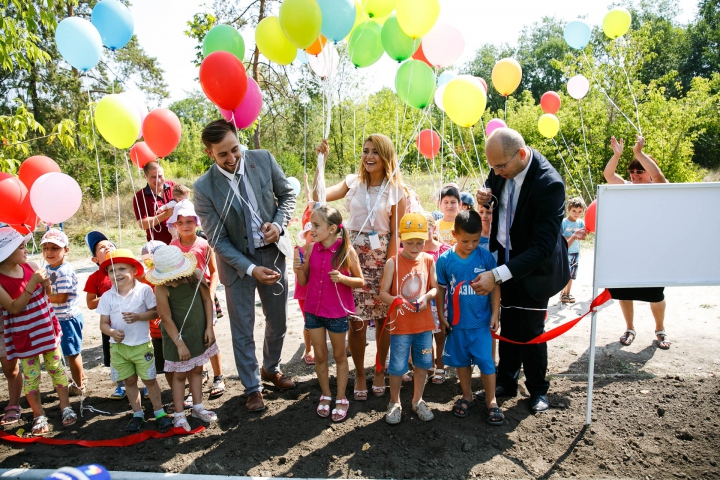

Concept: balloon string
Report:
left=560, top=130, right=593, bottom=202
left=504, top=96, right=507, bottom=123
left=469, top=126, right=487, bottom=187
left=577, top=100, right=595, bottom=198
left=552, top=137, right=583, bottom=200
left=84, top=75, right=109, bottom=231
left=440, top=110, right=445, bottom=183
left=616, top=38, right=642, bottom=135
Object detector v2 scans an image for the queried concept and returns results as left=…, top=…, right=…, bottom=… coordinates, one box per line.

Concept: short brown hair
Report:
left=202, top=120, right=237, bottom=148
left=172, top=184, right=191, bottom=199
left=143, top=161, right=161, bottom=175
left=567, top=197, right=586, bottom=210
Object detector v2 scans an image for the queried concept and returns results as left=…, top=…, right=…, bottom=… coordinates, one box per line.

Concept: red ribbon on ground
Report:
left=376, top=297, right=405, bottom=372
left=0, top=425, right=204, bottom=448
left=491, top=289, right=612, bottom=345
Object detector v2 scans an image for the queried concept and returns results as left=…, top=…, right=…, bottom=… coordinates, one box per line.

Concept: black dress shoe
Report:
left=530, top=395, right=549, bottom=412
left=474, top=385, right=517, bottom=402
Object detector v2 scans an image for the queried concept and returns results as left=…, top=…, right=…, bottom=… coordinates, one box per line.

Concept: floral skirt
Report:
left=349, top=231, right=391, bottom=325
left=164, top=342, right=220, bottom=373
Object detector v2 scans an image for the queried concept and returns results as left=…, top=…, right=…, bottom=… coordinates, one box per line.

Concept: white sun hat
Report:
left=0, top=227, right=33, bottom=263
left=144, top=245, right=198, bottom=285
left=167, top=199, right=201, bottom=229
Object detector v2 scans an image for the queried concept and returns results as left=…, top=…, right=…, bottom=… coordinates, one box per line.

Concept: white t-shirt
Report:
left=97, top=280, right=157, bottom=346
left=343, top=174, right=404, bottom=234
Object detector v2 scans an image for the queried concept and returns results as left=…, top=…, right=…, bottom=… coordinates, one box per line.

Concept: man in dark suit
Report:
left=194, top=120, right=296, bottom=413
left=474, top=128, right=569, bottom=412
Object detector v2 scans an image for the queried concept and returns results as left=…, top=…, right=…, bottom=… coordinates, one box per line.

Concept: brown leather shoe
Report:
left=260, top=368, right=296, bottom=390
left=246, top=391, right=265, bottom=412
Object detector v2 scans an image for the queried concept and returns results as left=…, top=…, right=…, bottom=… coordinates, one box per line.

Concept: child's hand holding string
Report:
left=329, top=270, right=344, bottom=284
left=122, top=312, right=139, bottom=324
left=111, top=329, right=125, bottom=343
left=177, top=342, right=190, bottom=361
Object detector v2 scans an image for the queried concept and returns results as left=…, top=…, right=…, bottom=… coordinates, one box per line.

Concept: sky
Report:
left=128, top=0, right=700, bottom=106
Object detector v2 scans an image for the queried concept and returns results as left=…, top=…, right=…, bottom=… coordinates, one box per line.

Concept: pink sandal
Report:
left=1, top=406, right=21, bottom=426
left=332, top=398, right=349, bottom=423
left=317, top=395, right=332, bottom=418
left=303, top=354, right=315, bottom=365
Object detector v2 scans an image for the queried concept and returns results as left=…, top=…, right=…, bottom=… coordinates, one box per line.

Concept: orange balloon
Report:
left=306, top=35, right=327, bottom=55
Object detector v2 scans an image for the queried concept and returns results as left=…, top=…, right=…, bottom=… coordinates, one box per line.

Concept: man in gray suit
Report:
left=194, top=120, right=296, bottom=412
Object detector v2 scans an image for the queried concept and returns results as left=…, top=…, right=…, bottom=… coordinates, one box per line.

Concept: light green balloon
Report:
left=95, top=94, right=140, bottom=149
left=348, top=20, right=384, bottom=68
left=203, top=25, right=245, bottom=61
left=381, top=15, right=419, bottom=62
left=279, top=0, right=323, bottom=49
left=395, top=59, right=436, bottom=109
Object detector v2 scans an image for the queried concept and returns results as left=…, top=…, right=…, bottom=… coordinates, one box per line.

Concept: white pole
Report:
left=585, top=186, right=602, bottom=425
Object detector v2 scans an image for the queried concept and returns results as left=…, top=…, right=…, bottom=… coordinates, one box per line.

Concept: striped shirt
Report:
left=0, top=264, right=59, bottom=360
left=46, top=262, right=80, bottom=321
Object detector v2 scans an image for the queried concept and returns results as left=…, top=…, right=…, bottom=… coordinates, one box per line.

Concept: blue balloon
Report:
left=564, top=20, right=591, bottom=50
left=92, top=0, right=135, bottom=50
left=316, top=0, right=356, bottom=43
left=437, top=71, right=457, bottom=87
left=55, top=17, right=103, bottom=71
left=296, top=49, right=310, bottom=65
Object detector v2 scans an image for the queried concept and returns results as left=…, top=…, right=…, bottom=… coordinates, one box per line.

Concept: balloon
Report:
left=306, top=35, right=327, bottom=55
left=443, top=77, right=487, bottom=128
left=18, top=156, right=61, bottom=190
left=256, top=16, right=297, bottom=65
left=396, top=0, right=440, bottom=39
left=381, top=15, right=419, bottom=62
left=296, top=50, right=310, bottom=64
left=30, top=173, right=82, bottom=225
left=540, top=91, right=562, bottom=114
left=417, top=129, right=440, bottom=159
left=130, top=142, right=156, bottom=169
left=346, top=0, right=367, bottom=40
left=91, top=0, right=134, bottom=51
left=202, top=25, right=245, bottom=61
left=411, top=42, right=433, bottom=67
left=95, top=94, right=141, bottom=149
left=348, top=21, right=384, bottom=68
left=564, top=20, right=591, bottom=50
left=199, top=51, right=248, bottom=110
left=287, top=177, right=301, bottom=196
left=10, top=209, right=39, bottom=235
left=476, top=77, right=488, bottom=94
left=219, top=77, right=263, bottom=129
left=485, top=118, right=507, bottom=137
left=585, top=199, right=597, bottom=233
left=395, top=60, right=436, bottom=109
left=603, top=7, right=632, bottom=39
left=0, top=173, right=31, bottom=224
left=491, top=58, right=522, bottom=97
left=538, top=113, right=560, bottom=138
left=567, top=75, right=590, bottom=100
left=308, top=44, right=340, bottom=78
left=279, top=0, right=323, bottom=49
left=55, top=17, right=103, bottom=71
left=361, top=0, right=396, bottom=19
left=437, top=71, right=456, bottom=87
left=317, top=0, right=357, bottom=42
left=143, top=109, right=182, bottom=158
left=434, top=84, right=446, bottom=111
left=422, top=24, right=465, bottom=68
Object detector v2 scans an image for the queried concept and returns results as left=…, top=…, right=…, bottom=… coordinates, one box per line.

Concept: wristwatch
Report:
left=491, top=268, right=503, bottom=285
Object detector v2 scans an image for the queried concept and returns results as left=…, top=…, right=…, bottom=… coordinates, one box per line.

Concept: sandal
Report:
left=191, top=407, right=217, bottom=423
left=487, top=407, right=505, bottom=426
left=331, top=398, right=349, bottom=423
left=31, top=415, right=49, bottom=436
left=431, top=369, right=446, bottom=384
left=372, top=385, right=386, bottom=396
left=1, top=406, right=21, bottom=426
left=560, top=294, right=570, bottom=304
left=401, top=372, right=413, bottom=382
left=452, top=398, right=475, bottom=418
left=303, top=354, right=315, bottom=365
left=412, top=400, right=434, bottom=422
left=173, top=414, right=191, bottom=432
left=385, top=402, right=402, bottom=425
left=655, top=330, right=671, bottom=350
left=61, top=407, right=77, bottom=427
left=619, top=329, right=636, bottom=346
left=353, top=389, right=368, bottom=401
left=209, top=375, right=226, bottom=399
left=566, top=294, right=575, bottom=303
left=317, top=395, right=332, bottom=418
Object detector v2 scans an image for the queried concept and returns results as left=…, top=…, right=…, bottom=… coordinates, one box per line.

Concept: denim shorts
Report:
left=388, top=331, right=433, bottom=376
left=568, top=253, right=579, bottom=280
left=59, top=313, right=84, bottom=357
left=304, top=312, right=349, bottom=334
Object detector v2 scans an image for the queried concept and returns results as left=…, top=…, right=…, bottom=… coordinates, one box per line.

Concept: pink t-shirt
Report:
left=171, top=237, right=210, bottom=281
left=303, top=239, right=355, bottom=318
left=425, top=243, right=451, bottom=263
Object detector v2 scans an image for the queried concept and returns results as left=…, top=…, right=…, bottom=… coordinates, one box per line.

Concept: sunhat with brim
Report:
left=144, top=245, right=198, bottom=286
left=99, top=249, right=145, bottom=278
left=297, top=221, right=313, bottom=243
left=0, top=227, right=33, bottom=264
left=167, top=199, right=200, bottom=229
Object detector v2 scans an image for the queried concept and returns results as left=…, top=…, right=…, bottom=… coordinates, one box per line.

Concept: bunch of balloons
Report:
left=537, top=91, right=561, bottom=138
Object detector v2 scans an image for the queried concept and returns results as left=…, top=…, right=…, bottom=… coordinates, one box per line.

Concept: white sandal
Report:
left=412, top=400, right=434, bottom=422
left=317, top=395, right=332, bottom=418
left=385, top=402, right=402, bottom=425
left=431, top=369, right=446, bottom=384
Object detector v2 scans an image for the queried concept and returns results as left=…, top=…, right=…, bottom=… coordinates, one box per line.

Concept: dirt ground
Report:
left=1, top=246, right=719, bottom=479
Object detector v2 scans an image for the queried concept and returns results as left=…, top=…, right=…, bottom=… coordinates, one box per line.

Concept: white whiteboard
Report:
left=594, top=183, right=720, bottom=288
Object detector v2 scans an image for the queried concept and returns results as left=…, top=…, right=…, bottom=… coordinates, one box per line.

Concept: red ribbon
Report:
left=376, top=297, right=405, bottom=372
left=0, top=425, right=205, bottom=448
left=451, top=281, right=466, bottom=326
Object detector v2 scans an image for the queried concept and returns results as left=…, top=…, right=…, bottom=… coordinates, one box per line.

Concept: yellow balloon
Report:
left=396, top=0, right=439, bottom=39
left=346, top=1, right=369, bottom=41
left=256, top=16, right=297, bottom=65
left=602, top=7, right=632, bottom=39
left=538, top=113, right=560, bottom=138
left=95, top=94, right=140, bottom=149
left=361, top=0, right=396, bottom=19
left=279, top=0, right=322, bottom=49
left=491, top=57, right=522, bottom=97
left=443, top=77, right=487, bottom=128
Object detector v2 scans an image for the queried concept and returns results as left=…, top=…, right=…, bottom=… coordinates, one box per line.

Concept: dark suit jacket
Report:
left=486, top=148, right=569, bottom=301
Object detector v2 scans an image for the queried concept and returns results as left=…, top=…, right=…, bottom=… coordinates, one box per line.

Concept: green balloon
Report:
left=348, top=21, right=384, bottom=68
left=395, top=59, right=436, bottom=109
left=203, top=25, right=245, bottom=61
left=381, top=15, right=419, bottom=62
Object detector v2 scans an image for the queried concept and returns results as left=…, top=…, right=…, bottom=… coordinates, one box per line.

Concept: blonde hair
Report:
left=172, top=184, right=191, bottom=200
left=311, top=204, right=351, bottom=271
left=360, top=134, right=402, bottom=186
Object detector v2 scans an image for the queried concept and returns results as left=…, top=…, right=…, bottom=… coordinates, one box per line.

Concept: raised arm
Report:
left=603, top=137, right=627, bottom=185
left=312, top=140, right=349, bottom=202
left=633, top=136, right=668, bottom=184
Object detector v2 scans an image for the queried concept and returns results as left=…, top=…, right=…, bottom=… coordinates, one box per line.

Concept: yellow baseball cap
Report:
left=399, top=212, right=428, bottom=241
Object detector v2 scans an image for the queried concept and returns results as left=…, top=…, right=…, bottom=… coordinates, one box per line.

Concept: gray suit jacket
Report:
left=194, top=149, right=296, bottom=286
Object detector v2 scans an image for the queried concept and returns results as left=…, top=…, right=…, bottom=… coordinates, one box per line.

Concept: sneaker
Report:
left=530, top=395, right=549, bottom=412
left=411, top=400, right=434, bottom=422
left=191, top=408, right=218, bottom=423
left=110, top=386, right=126, bottom=400
left=125, top=415, right=145, bottom=432
left=155, top=413, right=173, bottom=432
left=141, top=387, right=149, bottom=399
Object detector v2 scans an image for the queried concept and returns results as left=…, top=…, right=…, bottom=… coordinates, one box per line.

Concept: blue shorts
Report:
left=59, top=313, right=83, bottom=357
left=568, top=253, right=579, bottom=280
left=388, top=331, right=433, bottom=376
left=443, top=327, right=494, bottom=375
left=304, top=312, right=349, bottom=334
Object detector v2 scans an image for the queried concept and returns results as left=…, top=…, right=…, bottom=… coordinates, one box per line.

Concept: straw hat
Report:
left=0, top=227, right=32, bottom=263
left=144, top=245, right=198, bottom=285
left=99, top=249, right=145, bottom=278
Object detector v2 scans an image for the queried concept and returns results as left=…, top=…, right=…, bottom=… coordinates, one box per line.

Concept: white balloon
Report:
left=567, top=74, right=590, bottom=100
left=434, top=84, right=446, bottom=111
left=308, top=43, right=340, bottom=79
left=437, top=71, right=456, bottom=87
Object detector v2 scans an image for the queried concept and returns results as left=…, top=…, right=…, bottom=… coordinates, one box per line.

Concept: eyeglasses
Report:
left=628, top=169, right=646, bottom=175
left=490, top=149, right=521, bottom=172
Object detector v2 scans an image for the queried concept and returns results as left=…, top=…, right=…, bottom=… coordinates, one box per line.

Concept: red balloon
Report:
left=18, top=155, right=61, bottom=190
left=0, top=173, right=31, bottom=224
left=585, top=199, right=597, bottom=233
left=540, top=91, right=562, bottom=114
left=142, top=109, right=182, bottom=158
left=199, top=51, right=248, bottom=110
left=412, top=43, right=433, bottom=67
left=130, top=142, right=156, bottom=168
left=417, top=129, right=441, bottom=159
left=10, top=208, right=40, bottom=235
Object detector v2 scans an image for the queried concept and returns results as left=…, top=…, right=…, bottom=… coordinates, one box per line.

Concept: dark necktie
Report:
left=505, top=180, right=515, bottom=264
left=237, top=174, right=255, bottom=255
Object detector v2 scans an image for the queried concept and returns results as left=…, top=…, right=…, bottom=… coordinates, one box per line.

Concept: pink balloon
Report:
left=219, top=77, right=263, bottom=130
left=476, top=77, right=488, bottom=94
left=485, top=118, right=507, bottom=137
left=567, top=75, right=590, bottom=100
left=422, top=24, right=465, bottom=68
left=30, top=172, right=82, bottom=224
